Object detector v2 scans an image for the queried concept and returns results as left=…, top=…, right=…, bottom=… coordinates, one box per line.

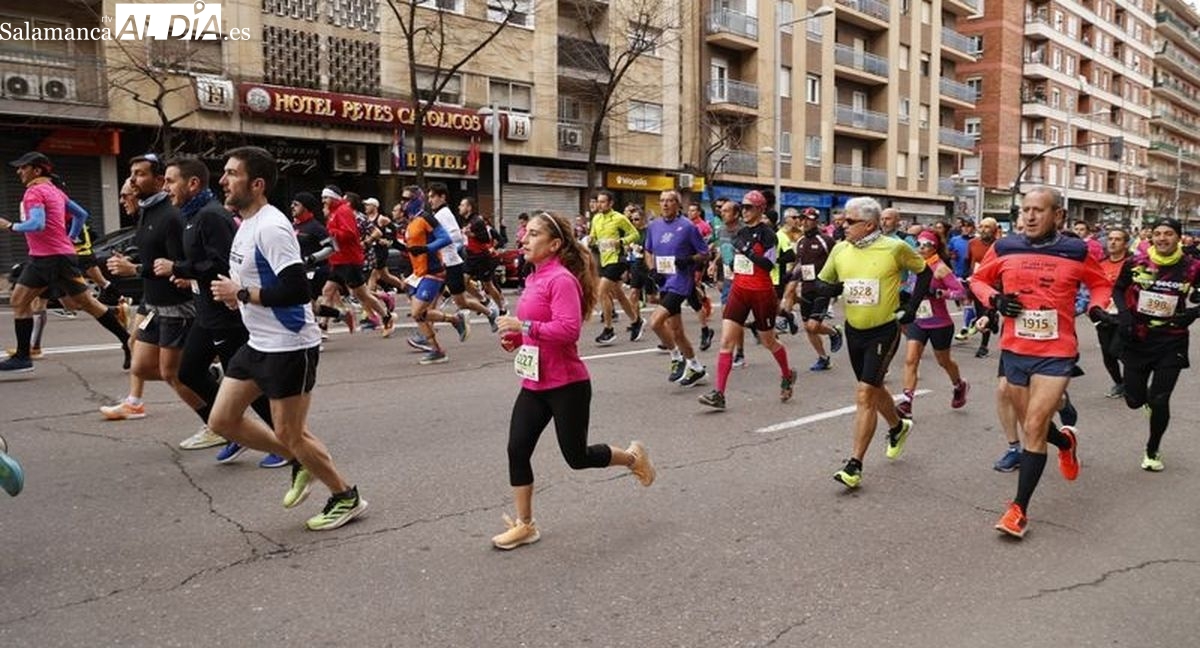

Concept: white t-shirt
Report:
left=228, top=203, right=321, bottom=352
left=432, top=205, right=464, bottom=267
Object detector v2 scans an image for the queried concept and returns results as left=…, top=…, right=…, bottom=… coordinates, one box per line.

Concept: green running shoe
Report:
left=885, top=418, right=913, bottom=460
left=834, top=462, right=861, bottom=489
left=283, top=462, right=312, bottom=509
left=1141, top=451, right=1164, bottom=472
left=306, top=487, right=368, bottom=531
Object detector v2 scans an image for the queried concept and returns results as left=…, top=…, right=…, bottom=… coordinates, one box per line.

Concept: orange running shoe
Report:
left=1058, top=426, right=1080, bottom=481
left=994, top=502, right=1027, bottom=538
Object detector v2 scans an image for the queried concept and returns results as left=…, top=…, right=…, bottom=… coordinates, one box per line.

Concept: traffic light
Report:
left=1109, top=136, right=1124, bottom=161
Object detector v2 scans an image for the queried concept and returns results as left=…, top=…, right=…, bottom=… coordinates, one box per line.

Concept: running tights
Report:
left=1123, top=364, right=1182, bottom=456
left=507, top=380, right=610, bottom=486
left=177, top=325, right=273, bottom=428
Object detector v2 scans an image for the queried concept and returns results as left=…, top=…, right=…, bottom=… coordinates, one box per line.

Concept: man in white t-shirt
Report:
left=427, top=182, right=496, bottom=334
left=208, top=146, right=366, bottom=532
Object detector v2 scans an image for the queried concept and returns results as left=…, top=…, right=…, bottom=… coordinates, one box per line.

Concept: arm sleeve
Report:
left=66, top=200, right=88, bottom=239
left=528, top=274, right=583, bottom=344
left=12, top=204, right=46, bottom=232
left=907, top=266, right=934, bottom=308
left=426, top=221, right=452, bottom=253
left=939, top=270, right=967, bottom=301
left=258, top=263, right=311, bottom=307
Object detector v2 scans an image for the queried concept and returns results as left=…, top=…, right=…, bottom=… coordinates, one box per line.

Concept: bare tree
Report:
left=106, top=40, right=216, bottom=155
left=558, top=0, right=681, bottom=199
left=384, top=0, right=529, bottom=187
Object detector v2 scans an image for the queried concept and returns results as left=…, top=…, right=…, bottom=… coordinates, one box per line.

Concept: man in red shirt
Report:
left=319, top=186, right=393, bottom=337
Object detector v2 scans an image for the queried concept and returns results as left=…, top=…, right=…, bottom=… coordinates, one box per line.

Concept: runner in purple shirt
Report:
left=645, top=190, right=710, bottom=387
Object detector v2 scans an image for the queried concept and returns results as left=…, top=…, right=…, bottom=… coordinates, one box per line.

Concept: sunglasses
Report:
left=917, top=241, right=937, bottom=248
left=844, top=218, right=868, bottom=225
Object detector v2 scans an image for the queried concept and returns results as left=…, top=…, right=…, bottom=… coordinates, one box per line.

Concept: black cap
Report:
left=1155, top=217, right=1183, bottom=236
left=9, top=151, right=52, bottom=172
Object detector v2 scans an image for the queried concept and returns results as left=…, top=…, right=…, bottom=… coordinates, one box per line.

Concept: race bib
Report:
left=655, top=256, right=677, bottom=275
left=190, top=280, right=200, bottom=295
left=1137, top=290, right=1176, bottom=318
left=514, top=345, right=539, bottom=381
left=799, top=264, right=816, bottom=281
left=599, top=239, right=618, bottom=253
left=1015, top=309, right=1059, bottom=339
left=404, top=274, right=421, bottom=289
left=844, top=278, right=880, bottom=306
left=916, top=300, right=934, bottom=319
left=733, top=254, right=754, bottom=275
left=138, top=310, right=155, bottom=330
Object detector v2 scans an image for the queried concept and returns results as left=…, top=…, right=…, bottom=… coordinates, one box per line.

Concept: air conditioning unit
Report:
left=677, top=173, right=695, bottom=189
left=41, top=76, right=76, bottom=102
left=558, top=125, right=583, bottom=149
left=2, top=72, right=39, bottom=100
left=332, top=144, right=367, bottom=173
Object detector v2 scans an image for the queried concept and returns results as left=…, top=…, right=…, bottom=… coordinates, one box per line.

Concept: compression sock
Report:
left=96, top=308, right=131, bottom=344
left=771, top=345, right=790, bottom=377
left=1014, top=451, right=1047, bottom=510
left=1046, top=422, right=1070, bottom=450
left=13, top=317, right=33, bottom=358
left=716, top=350, right=733, bottom=393
left=31, top=310, right=47, bottom=348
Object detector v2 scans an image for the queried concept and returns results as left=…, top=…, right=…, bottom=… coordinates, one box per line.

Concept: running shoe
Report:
left=0, top=356, right=34, bottom=374
left=1141, top=451, right=1164, bottom=472
left=216, top=442, right=248, bottom=464
left=381, top=312, right=396, bottom=338
left=627, top=440, right=655, bottom=486
left=406, top=334, right=433, bottom=353
left=993, top=446, right=1021, bottom=472
left=50, top=308, right=77, bottom=319
left=492, top=514, right=540, bottom=550
left=283, top=462, right=313, bottom=509
left=829, top=325, right=844, bottom=354
left=100, top=399, right=146, bottom=421
left=451, top=313, right=470, bottom=342
left=954, top=327, right=971, bottom=341
left=258, top=453, right=290, bottom=469
left=1057, top=426, right=1080, bottom=480
left=699, top=326, right=715, bottom=351
left=833, top=462, right=862, bottom=489
left=179, top=425, right=225, bottom=450
left=668, top=358, right=686, bottom=382
left=677, top=366, right=706, bottom=387
left=974, top=346, right=990, bottom=358
left=629, top=318, right=645, bottom=342
left=4, top=347, right=42, bottom=360
left=359, top=319, right=377, bottom=331
left=306, top=486, right=368, bottom=531
left=595, top=328, right=616, bottom=346
left=951, top=380, right=970, bottom=409
left=809, top=356, right=831, bottom=372
left=780, top=369, right=798, bottom=402
left=896, top=397, right=913, bottom=419
left=487, top=303, right=500, bottom=333
left=732, top=351, right=746, bottom=368
left=885, top=418, right=913, bottom=460
left=419, top=350, right=449, bottom=365
left=994, top=502, right=1027, bottom=538
left=1105, top=383, right=1125, bottom=399
left=0, top=451, right=24, bottom=497
left=775, top=316, right=790, bottom=334
left=698, top=390, right=726, bottom=410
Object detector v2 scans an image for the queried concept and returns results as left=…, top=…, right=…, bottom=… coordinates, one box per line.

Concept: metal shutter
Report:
left=501, top=184, right=581, bottom=224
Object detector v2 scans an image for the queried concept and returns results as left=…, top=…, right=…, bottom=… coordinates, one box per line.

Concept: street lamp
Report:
left=773, top=5, right=834, bottom=207
left=477, top=105, right=504, bottom=233
left=1062, top=107, right=1109, bottom=215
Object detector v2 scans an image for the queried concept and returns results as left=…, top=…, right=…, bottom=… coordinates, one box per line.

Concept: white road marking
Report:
left=755, top=389, right=932, bottom=433
left=581, top=348, right=663, bottom=361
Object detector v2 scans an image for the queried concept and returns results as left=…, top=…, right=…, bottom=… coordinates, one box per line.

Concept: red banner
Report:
left=238, top=83, right=489, bottom=138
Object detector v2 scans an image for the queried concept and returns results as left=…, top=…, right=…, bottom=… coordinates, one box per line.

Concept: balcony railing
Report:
left=833, top=44, right=889, bottom=77
left=834, top=164, right=887, bottom=188
left=705, top=8, right=758, bottom=40
left=1152, top=110, right=1200, bottom=137
left=939, top=128, right=977, bottom=149
left=835, top=0, right=890, bottom=22
left=941, top=27, right=976, bottom=56
left=939, top=77, right=978, bottom=103
left=834, top=105, right=888, bottom=133
left=706, top=79, right=759, bottom=109
left=715, top=149, right=757, bottom=175
left=0, top=49, right=107, bottom=106
left=557, top=36, right=610, bottom=75
left=1157, top=43, right=1200, bottom=84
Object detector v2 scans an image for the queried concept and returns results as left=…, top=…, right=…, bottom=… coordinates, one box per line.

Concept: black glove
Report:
left=1087, top=305, right=1116, bottom=326
left=407, top=245, right=428, bottom=255
left=653, top=272, right=667, bottom=288
left=1116, top=309, right=1134, bottom=338
left=733, top=238, right=754, bottom=256
left=896, top=305, right=916, bottom=325
left=815, top=280, right=843, bottom=298
left=1171, top=307, right=1200, bottom=327
left=991, top=293, right=1023, bottom=318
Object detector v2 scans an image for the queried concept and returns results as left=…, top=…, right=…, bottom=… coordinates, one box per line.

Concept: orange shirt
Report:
left=405, top=214, right=445, bottom=279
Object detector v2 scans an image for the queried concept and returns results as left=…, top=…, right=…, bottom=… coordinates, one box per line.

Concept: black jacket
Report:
left=136, top=195, right=192, bottom=307
left=171, top=198, right=241, bottom=329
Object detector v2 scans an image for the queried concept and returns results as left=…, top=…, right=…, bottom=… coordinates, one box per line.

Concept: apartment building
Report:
left=1146, top=0, right=1200, bottom=222
left=683, top=0, right=979, bottom=220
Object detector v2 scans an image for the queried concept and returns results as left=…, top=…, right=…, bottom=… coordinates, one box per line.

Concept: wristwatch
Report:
left=236, top=287, right=251, bottom=304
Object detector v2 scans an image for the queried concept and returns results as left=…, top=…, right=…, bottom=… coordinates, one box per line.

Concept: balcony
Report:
left=706, top=79, right=759, bottom=116
left=1156, top=10, right=1200, bottom=60
left=705, top=9, right=758, bottom=50
left=1150, top=110, right=1200, bottom=139
left=833, top=0, right=890, bottom=32
left=557, top=36, right=611, bottom=85
left=1155, top=43, right=1200, bottom=87
left=833, top=105, right=888, bottom=138
left=944, top=0, right=979, bottom=17
left=1148, top=140, right=1200, bottom=168
left=834, top=164, right=888, bottom=188
left=939, top=128, right=977, bottom=151
left=714, top=149, right=758, bottom=176
left=941, top=27, right=977, bottom=63
left=939, top=77, right=978, bottom=108
left=1152, top=76, right=1198, bottom=107
left=833, top=44, right=889, bottom=85
left=556, top=120, right=609, bottom=158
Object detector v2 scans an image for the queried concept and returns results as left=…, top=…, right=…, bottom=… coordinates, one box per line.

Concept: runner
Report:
left=710, top=198, right=747, bottom=366
left=815, top=197, right=931, bottom=489
left=491, top=210, right=654, bottom=550
left=427, top=182, right=495, bottom=333
left=966, top=217, right=1001, bottom=358
left=780, top=208, right=843, bottom=371
left=589, top=190, right=644, bottom=345
left=1097, top=227, right=1132, bottom=398
left=645, top=190, right=710, bottom=387
left=208, top=146, right=366, bottom=531
left=698, top=190, right=796, bottom=410
left=686, top=202, right=716, bottom=350
left=970, top=186, right=1111, bottom=538
left=320, top=186, right=394, bottom=338
left=397, top=188, right=462, bottom=364
left=461, top=197, right=507, bottom=319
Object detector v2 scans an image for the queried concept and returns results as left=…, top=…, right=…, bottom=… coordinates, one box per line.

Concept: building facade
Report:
left=1146, top=0, right=1200, bottom=223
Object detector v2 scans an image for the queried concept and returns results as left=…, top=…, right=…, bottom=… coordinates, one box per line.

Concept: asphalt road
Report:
left=1, top=302, right=1199, bottom=647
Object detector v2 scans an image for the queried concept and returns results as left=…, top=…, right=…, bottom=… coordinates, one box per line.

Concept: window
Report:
left=1050, top=87, right=1060, bottom=108
left=919, top=103, right=930, bottom=129
left=1066, top=54, right=1075, bottom=76
left=781, top=131, right=792, bottom=158
left=780, top=66, right=792, bottom=98
left=918, top=155, right=929, bottom=179
left=806, top=74, right=820, bottom=104
left=0, top=15, right=72, bottom=62
left=151, top=39, right=223, bottom=74
left=965, top=117, right=982, bottom=138
left=628, top=24, right=662, bottom=56
left=897, top=152, right=909, bottom=177
left=901, top=0, right=911, bottom=14
left=558, top=96, right=582, bottom=121
left=921, top=0, right=932, bottom=24
left=417, top=0, right=463, bottom=12
left=969, top=35, right=983, bottom=54
left=805, top=135, right=821, bottom=165
left=628, top=101, right=662, bottom=134
left=416, top=69, right=462, bottom=105
left=806, top=14, right=824, bottom=39
left=487, top=0, right=533, bottom=28
left=780, top=1, right=795, bottom=32
left=1049, top=125, right=1060, bottom=145
left=899, top=45, right=910, bottom=71
left=966, top=77, right=982, bottom=99
left=899, top=98, right=911, bottom=123
left=920, top=52, right=931, bottom=77
left=488, top=79, right=532, bottom=113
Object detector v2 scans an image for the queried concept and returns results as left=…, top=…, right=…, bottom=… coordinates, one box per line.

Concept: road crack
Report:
left=1022, top=558, right=1200, bottom=599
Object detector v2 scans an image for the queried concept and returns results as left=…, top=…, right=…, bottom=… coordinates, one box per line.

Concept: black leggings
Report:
left=507, top=380, right=611, bottom=486
left=1123, top=362, right=1183, bottom=456
left=178, top=325, right=274, bottom=428
left=1095, top=323, right=1124, bottom=385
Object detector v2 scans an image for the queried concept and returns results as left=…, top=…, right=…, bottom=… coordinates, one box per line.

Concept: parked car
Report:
left=494, top=248, right=522, bottom=288
left=90, top=226, right=142, bottom=303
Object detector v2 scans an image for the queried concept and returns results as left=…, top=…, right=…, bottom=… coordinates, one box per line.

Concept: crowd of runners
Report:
left=2, top=147, right=1197, bottom=545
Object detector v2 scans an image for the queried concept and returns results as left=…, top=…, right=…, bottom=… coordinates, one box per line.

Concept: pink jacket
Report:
left=517, top=256, right=590, bottom=391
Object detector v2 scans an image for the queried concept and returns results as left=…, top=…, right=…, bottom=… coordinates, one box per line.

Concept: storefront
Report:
left=605, top=171, right=687, bottom=215
left=504, top=163, right=589, bottom=221
left=889, top=199, right=952, bottom=225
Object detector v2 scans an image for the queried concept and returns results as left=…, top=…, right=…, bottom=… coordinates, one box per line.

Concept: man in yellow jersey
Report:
left=815, top=197, right=932, bottom=489
left=589, top=189, right=644, bottom=345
